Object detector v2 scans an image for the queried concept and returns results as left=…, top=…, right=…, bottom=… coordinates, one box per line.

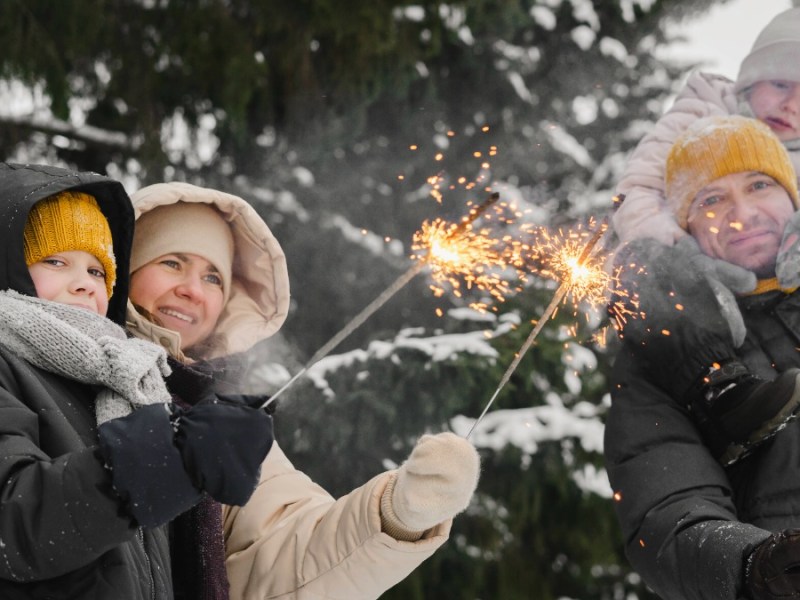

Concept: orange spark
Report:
left=411, top=217, right=514, bottom=311
left=526, top=221, right=614, bottom=311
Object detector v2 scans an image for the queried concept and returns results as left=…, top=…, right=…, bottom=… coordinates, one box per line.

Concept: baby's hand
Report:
left=777, top=211, right=800, bottom=289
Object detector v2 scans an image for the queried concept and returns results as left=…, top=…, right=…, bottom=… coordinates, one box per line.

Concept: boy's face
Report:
left=748, top=80, right=800, bottom=141
left=687, top=171, right=795, bottom=278
left=28, top=250, right=109, bottom=315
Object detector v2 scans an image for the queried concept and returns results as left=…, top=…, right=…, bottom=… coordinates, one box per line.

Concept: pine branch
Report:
left=0, top=113, right=139, bottom=150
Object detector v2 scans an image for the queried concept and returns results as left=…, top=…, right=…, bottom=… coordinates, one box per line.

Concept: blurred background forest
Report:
left=0, top=0, right=764, bottom=597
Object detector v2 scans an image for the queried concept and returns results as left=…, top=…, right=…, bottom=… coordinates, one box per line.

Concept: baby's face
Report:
left=28, top=250, right=109, bottom=315
left=748, top=80, right=800, bottom=142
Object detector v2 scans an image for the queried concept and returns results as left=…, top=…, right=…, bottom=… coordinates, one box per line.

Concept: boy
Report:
left=0, top=163, right=270, bottom=599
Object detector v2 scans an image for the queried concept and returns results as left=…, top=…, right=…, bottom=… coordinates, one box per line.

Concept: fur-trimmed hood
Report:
left=126, top=182, right=290, bottom=359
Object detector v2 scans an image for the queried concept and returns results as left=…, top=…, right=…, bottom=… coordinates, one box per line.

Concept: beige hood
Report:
left=127, top=182, right=290, bottom=359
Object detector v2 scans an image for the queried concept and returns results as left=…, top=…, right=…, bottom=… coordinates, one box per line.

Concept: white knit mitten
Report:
left=380, top=432, right=480, bottom=541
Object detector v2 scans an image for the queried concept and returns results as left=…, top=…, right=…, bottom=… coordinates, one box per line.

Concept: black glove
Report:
left=609, top=237, right=753, bottom=400
left=98, top=403, right=202, bottom=528
left=173, top=393, right=274, bottom=506
left=745, top=530, right=800, bottom=599
left=694, top=366, right=800, bottom=465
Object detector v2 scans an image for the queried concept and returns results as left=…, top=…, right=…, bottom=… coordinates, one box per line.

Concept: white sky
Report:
left=660, top=0, right=793, bottom=80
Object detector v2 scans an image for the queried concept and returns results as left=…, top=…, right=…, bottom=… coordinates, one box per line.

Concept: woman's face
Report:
left=129, top=253, right=225, bottom=351
left=747, top=80, right=800, bottom=141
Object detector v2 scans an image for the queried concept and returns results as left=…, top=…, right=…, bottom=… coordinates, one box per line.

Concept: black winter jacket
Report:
left=0, top=164, right=172, bottom=599
left=606, top=288, right=800, bottom=600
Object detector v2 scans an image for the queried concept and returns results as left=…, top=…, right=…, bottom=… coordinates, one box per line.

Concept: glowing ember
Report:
left=466, top=219, right=612, bottom=439
left=526, top=220, right=613, bottom=310
left=411, top=214, right=515, bottom=311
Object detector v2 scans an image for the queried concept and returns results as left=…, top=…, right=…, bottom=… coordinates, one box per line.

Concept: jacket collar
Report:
left=125, top=300, right=187, bottom=362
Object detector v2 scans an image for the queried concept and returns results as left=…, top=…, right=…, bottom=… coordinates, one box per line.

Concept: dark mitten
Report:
left=746, top=530, right=800, bottom=599
left=692, top=366, right=800, bottom=465
left=610, top=237, right=751, bottom=400
left=173, top=394, right=274, bottom=506
left=98, top=403, right=202, bottom=528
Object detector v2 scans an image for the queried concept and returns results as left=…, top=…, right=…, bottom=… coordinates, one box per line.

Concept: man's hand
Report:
left=746, top=530, right=800, bottom=599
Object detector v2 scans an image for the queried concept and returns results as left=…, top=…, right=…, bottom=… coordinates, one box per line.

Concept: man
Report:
left=605, top=115, right=800, bottom=600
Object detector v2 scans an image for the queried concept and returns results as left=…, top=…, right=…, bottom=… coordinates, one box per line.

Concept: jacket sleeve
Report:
left=222, top=442, right=450, bottom=600
left=0, top=390, right=135, bottom=581
left=604, top=345, right=770, bottom=600
left=612, top=71, right=738, bottom=247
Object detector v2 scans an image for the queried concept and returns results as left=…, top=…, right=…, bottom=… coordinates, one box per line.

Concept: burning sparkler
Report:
left=465, top=217, right=611, bottom=439
left=412, top=210, right=521, bottom=312
left=263, top=192, right=509, bottom=408
left=528, top=220, right=614, bottom=312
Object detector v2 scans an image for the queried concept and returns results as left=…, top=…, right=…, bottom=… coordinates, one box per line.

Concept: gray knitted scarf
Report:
left=0, top=290, right=172, bottom=424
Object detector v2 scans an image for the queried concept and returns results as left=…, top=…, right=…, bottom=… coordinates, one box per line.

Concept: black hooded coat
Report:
left=605, top=288, right=800, bottom=600
left=0, top=163, right=172, bottom=599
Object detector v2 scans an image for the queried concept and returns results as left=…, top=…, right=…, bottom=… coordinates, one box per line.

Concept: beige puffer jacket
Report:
left=127, top=182, right=449, bottom=600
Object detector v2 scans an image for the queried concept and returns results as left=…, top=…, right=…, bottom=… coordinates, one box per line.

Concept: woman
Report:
left=126, top=182, right=480, bottom=599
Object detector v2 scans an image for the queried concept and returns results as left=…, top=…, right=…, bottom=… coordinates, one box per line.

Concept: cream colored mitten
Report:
left=380, top=432, right=480, bottom=541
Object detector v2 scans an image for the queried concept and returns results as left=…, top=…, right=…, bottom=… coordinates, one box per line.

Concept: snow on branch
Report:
left=0, top=113, right=139, bottom=150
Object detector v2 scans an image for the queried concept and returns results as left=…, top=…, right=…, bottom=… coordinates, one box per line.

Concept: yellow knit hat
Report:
left=24, top=191, right=116, bottom=298
left=666, top=115, right=800, bottom=229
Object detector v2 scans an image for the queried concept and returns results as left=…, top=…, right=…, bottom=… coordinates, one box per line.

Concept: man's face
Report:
left=687, top=171, right=795, bottom=278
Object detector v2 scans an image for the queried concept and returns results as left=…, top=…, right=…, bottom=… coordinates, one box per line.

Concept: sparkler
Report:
left=262, top=192, right=504, bottom=408
left=465, top=217, right=611, bottom=439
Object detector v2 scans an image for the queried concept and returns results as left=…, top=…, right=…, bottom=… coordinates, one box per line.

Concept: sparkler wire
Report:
left=464, top=218, right=609, bottom=439
left=262, top=192, right=501, bottom=409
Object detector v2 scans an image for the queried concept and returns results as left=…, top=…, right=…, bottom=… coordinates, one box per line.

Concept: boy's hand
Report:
left=97, top=394, right=274, bottom=527
left=98, top=403, right=201, bottom=527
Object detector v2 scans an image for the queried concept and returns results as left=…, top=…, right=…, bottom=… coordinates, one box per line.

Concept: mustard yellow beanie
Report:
left=24, top=191, right=116, bottom=298
left=666, top=115, right=800, bottom=229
